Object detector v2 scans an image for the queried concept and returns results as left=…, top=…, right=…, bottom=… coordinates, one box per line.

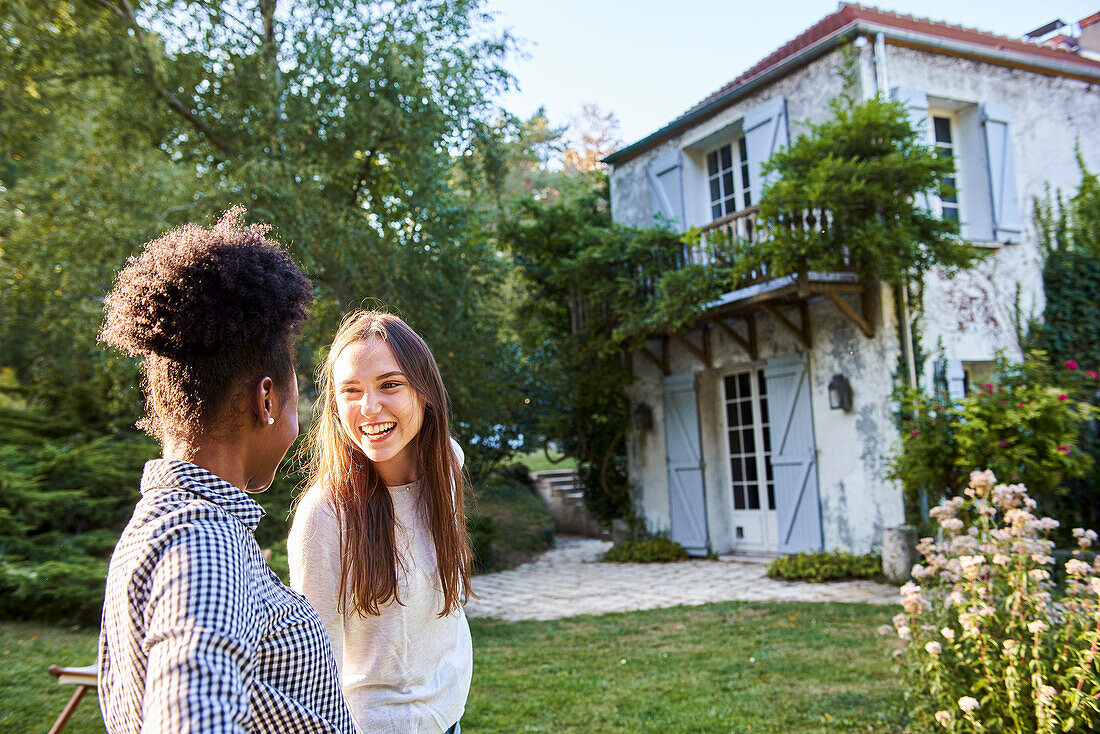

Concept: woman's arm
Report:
left=287, top=488, right=345, bottom=675
left=141, top=519, right=255, bottom=732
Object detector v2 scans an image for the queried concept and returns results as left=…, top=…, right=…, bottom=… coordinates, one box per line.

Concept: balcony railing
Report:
left=569, top=204, right=860, bottom=336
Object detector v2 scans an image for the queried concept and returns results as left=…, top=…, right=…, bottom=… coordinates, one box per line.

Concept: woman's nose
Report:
left=361, top=394, right=382, bottom=416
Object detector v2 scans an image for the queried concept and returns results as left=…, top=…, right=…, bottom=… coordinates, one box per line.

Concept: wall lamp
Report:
left=828, top=374, right=854, bottom=412
left=633, top=402, right=654, bottom=431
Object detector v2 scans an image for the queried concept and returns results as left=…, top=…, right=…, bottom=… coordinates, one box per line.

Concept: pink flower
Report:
left=912, top=429, right=920, bottom=437
left=1058, top=445, right=1071, bottom=456
left=998, top=438, right=1011, bottom=447
left=981, top=383, right=994, bottom=391
left=1018, top=402, right=1025, bottom=407
left=1088, top=371, right=1098, bottom=379
left=1066, top=360, right=1079, bottom=370
left=1059, top=393, right=1068, bottom=401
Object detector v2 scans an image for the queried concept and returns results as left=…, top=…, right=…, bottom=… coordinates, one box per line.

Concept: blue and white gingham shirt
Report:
left=98, top=460, right=356, bottom=734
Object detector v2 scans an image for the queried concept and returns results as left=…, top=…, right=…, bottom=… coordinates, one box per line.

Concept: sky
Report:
left=483, top=0, right=1099, bottom=148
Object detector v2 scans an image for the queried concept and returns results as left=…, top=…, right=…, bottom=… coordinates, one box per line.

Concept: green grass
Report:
left=2, top=601, right=907, bottom=733
left=513, top=448, right=577, bottom=473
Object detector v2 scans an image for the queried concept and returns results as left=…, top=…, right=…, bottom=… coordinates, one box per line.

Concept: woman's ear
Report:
left=250, top=376, right=276, bottom=426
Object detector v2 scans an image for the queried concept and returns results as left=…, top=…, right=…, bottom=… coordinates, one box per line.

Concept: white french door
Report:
left=723, top=369, right=778, bottom=552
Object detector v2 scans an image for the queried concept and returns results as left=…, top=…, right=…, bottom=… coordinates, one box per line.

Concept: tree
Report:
left=561, top=104, right=622, bottom=173
left=0, top=0, right=529, bottom=467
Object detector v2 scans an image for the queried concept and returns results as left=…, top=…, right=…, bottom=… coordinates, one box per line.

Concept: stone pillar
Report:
left=882, top=526, right=917, bottom=582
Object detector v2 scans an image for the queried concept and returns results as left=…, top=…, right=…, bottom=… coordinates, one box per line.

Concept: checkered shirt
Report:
left=98, top=459, right=356, bottom=734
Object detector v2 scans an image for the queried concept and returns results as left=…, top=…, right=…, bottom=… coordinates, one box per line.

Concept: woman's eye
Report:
left=381, top=381, right=402, bottom=390
left=339, top=387, right=361, bottom=396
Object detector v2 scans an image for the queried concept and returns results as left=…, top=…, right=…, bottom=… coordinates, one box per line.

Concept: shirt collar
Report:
left=141, top=459, right=267, bottom=532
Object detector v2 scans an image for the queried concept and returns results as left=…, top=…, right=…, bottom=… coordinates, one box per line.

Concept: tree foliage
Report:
left=753, top=93, right=980, bottom=287
left=0, top=0, right=529, bottom=467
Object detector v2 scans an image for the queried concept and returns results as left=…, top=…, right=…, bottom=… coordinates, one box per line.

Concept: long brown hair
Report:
left=305, top=310, right=470, bottom=617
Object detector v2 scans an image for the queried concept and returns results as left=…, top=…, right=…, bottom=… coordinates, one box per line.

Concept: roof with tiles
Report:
left=607, top=3, right=1100, bottom=165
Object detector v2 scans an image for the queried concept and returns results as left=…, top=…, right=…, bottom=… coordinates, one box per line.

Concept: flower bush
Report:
left=766, top=549, right=881, bottom=582
left=892, top=469, right=1100, bottom=732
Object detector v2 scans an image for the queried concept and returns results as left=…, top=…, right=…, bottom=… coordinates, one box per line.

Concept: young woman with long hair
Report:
left=97, top=209, right=354, bottom=733
left=288, top=310, right=472, bottom=734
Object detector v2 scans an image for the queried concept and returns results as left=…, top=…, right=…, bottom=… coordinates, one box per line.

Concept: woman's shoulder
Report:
left=290, top=482, right=340, bottom=531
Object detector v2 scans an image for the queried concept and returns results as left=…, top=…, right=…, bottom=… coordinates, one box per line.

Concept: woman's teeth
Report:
left=361, top=422, right=396, bottom=438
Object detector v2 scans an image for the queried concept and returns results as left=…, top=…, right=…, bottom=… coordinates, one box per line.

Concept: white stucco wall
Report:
left=882, top=45, right=1100, bottom=373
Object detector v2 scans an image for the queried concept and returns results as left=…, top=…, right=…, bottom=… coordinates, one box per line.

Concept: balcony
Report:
left=569, top=204, right=878, bottom=371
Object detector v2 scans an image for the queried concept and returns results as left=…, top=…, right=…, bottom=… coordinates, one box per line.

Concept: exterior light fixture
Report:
left=633, top=403, right=654, bottom=431
left=828, top=374, right=853, bottom=412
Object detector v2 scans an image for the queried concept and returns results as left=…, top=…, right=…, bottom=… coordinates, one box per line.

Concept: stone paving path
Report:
left=465, top=536, right=900, bottom=622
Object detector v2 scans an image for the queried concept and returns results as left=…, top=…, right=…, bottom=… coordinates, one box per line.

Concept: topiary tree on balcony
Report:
left=749, top=91, right=981, bottom=287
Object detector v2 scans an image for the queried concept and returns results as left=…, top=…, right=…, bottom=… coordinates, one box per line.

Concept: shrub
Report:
left=0, top=557, right=108, bottom=628
left=891, top=469, right=1100, bottom=732
left=466, top=469, right=554, bottom=572
left=604, top=537, right=688, bottom=563
left=766, top=550, right=881, bottom=582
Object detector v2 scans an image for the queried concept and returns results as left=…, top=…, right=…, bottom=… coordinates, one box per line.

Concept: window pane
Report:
left=722, top=171, right=734, bottom=197
left=767, top=484, right=775, bottom=510
left=731, top=459, right=743, bottom=482
left=738, top=372, right=750, bottom=394
left=746, top=459, right=758, bottom=482
left=710, top=178, right=721, bottom=202
left=762, top=425, right=771, bottom=453
left=740, top=401, right=753, bottom=425
left=712, top=203, right=723, bottom=220
left=728, top=429, right=741, bottom=454
left=720, top=144, right=732, bottom=170
left=727, top=403, right=739, bottom=427
left=707, top=151, right=718, bottom=175
left=724, top=375, right=737, bottom=396
left=758, top=371, right=767, bottom=395
left=734, top=485, right=746, bottom=510
left=742, top=428, right=755, bottom=454
left=933, top=116, right=952, bottom=143
left=724, top=196, right=737, bottom=216
left=747, top=484, right=760, bottom=509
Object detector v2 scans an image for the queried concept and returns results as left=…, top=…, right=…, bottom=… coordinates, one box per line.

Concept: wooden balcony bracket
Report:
left=760, top=303, right=811, bottom=349
left=710, top=316, right=758, bottom=361
left=670, top=329, right=711, bottom=369
left=637, top=336, right=670, bottom=375
left=823, top=290, right=875, bottom=338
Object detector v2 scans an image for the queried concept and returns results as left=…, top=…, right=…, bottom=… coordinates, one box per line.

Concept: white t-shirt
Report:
left=288, top=442, right=471, bottom=734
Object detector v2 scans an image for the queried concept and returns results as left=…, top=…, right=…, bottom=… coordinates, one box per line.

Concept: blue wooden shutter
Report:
left=743, top=95, right=790, bottom=206
left=981, top=102, right=1023, bottom=243
left=763, top=355, right=823, bottom=554
left=892, top=87, right=934, bottom=212
left=662, top=372, right=709, bottom=555
left=648, top=150, right=685, bottom=230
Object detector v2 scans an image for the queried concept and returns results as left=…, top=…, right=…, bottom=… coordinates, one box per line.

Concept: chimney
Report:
left=1081, top=11, right=1100, bottom=55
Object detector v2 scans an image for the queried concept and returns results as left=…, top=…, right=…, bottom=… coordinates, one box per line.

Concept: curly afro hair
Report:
left=100, top=207, right=312, bottom=442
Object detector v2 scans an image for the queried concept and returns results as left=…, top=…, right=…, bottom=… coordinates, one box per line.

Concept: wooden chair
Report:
left=46, top=664, right=97, bottom=734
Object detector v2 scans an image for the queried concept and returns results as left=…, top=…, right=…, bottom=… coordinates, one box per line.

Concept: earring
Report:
left=267, top=416, right=275, bottom=425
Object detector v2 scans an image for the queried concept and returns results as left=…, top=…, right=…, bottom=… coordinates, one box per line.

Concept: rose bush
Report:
left=892, top=469, right=1100, bottom=732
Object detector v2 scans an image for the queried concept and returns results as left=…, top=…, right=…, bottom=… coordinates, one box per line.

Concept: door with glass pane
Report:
left=723, top=370, right=778, bottom=552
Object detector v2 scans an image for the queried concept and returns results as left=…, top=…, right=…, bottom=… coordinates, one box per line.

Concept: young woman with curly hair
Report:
left=97, top=208, right=354, bottom=734
left=288, top=310, right=472, bottom=734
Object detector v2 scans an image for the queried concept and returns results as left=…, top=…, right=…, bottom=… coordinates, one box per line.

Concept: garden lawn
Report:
left=3, top=601, right=905, bottom=733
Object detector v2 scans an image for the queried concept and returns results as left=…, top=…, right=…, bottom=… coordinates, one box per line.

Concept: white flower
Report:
left=897, top=626, right=911, bottom=640
left=1003, top=639, right=1018, bottom=652
left=991, top=553, right=1009, bottom=566
left=969, top=470, right=996, bottom=496
left=1031, top=554, right=1056, bottom=565
left=935, top=710, right=952, bottom=726
left=1037, top=685, right=1057, bottom=705
left=925, top=641, right=942, bottom=654
left=940, top=518, right=964, bottom=532
left=877, top=624, right=893, bottom=636
left=1066, top=558, right=1091, bottom=576
left=1090, top=577, right=1100, bottom=595
left=892, top=612, right=908, bottom=628
left=1028, top=620, right=1049, bottom=634
left=1029, top=569, right=1051, bottom=582
left=941, top=627, right=955, bottom=640
left=958, top=696, right=980, bottom=713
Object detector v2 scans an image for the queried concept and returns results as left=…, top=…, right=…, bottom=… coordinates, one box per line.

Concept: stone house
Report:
left=602, top=4, right=1100, bottom=556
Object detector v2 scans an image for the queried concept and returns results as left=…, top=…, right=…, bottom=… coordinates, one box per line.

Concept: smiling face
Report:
left=333, top=336, right=426, bottom=486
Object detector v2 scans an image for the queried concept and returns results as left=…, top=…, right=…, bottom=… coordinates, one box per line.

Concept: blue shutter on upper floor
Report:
left=648, top=150, right=685, bottom=230
left=662, top=372, right=709, bottom=556
left=763, top=355, right=823, bottom=554
left=981, top=102, right=1023, bottom=244
left=743, top=95, right=790, bottom=206
left=892, top=87, right=934, bottom=212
